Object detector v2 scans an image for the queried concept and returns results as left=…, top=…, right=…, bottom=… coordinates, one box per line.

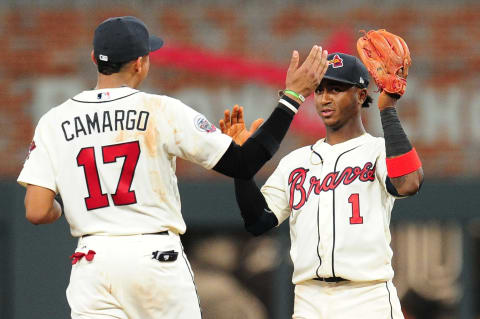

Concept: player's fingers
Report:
left=224, top=109, right=231, bottom=130
left=301, top=45, right=319, bottom=69
left=318, top=49, right=329, bottom=80
left=219, top=119, right=227, bottom=133
left=238, top=106, right=245, bottom=124
left=231, top=105, right=239, bottom=125
left=310, top=46, right=323, bottom=73
left=287, top=50, right=299, bottom=75
left=314, top=47, right=327, bottom=74
left=249, top=118, right=264, bottom=133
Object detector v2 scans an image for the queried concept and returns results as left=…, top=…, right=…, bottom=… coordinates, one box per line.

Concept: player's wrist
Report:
left=279, top=89, right=304, bottom=105
left=278, top=94, right=301, bottom=115
left=378, top=91, right=399, bottom=111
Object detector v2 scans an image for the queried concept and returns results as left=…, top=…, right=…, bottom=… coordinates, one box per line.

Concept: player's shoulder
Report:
left=278, top=145, right=312, bottom=166
left=140, top=91, right=195, bottom=112
left=38, top=98, right=72, bottom=125
left=284, top=145, right=312, bottom=159
left=139, top=91, right=177, bottom=103
left=362, top=133, right=386, bottom=151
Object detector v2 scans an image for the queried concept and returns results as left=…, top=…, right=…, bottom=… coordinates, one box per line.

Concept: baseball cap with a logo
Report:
left=322, top=53, right=370, bottom=88
left=93, top=16, right=164, bottom=64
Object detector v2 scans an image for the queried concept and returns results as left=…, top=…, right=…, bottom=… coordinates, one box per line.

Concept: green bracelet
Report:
left=283, top=90, right=305, bottom=103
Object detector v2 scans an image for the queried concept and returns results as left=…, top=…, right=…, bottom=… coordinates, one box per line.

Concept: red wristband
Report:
left=386, top=148, right=422, bottom=178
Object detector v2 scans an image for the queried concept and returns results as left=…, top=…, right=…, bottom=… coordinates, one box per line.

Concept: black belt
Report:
left=82, top=230, right=169, bottom=238
left=314, top=277, right=348, bottom=283
left=149, top=231, right=169, bottom=236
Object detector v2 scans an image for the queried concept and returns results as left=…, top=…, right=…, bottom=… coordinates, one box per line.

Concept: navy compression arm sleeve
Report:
left=213, top=96, right=299, bottom=179
left=234, top=178, right=278, bottom=236
left=381, top=106, right=423, bottom=195
left=380, top=107, right=412, bottom=157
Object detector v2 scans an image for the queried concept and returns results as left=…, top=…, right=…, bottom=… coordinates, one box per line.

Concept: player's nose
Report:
left=317, top=88, right=332, bottom=105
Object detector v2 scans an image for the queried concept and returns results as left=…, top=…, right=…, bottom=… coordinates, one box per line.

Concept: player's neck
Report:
left=95, top=73, right=141, bottom=90
left=324, top=120, right=366, bottom=145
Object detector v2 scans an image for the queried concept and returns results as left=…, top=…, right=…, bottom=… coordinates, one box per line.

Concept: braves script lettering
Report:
left=288, top=162, right=376, bottom=210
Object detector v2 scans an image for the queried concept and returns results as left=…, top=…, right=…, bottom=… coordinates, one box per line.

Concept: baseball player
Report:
left=222, top=52, right=423, bottom=318
left=17, top=16, right=330, bottom=319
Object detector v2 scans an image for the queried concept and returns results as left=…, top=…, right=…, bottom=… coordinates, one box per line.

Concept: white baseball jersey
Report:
left=18, top=87, right=232, bottom=237
left=261, top=133, right=399, bottom=284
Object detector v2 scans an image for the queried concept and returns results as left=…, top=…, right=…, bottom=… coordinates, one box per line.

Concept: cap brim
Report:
left=149, top=35, right=164, bottom=52
left=322, top=75, right=356, bottom=86
left=322, top=75, right=367, bottom=88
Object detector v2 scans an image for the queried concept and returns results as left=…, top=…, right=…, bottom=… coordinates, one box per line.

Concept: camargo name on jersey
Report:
left=61, top=109, right=150, bottom=142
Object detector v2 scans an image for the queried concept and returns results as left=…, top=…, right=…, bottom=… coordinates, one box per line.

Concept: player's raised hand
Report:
left=219, top=105, right=264, bottom=146
left=377, top=91, right=400, bottom=111
left=285, top=46, right=329, bottom=103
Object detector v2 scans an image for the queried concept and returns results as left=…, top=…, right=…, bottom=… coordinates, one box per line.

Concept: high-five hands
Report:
left=219, top=45, right=329, bottom=143
left=219, top=105, right=264, bottom=146
left=284, top=45, right=329, bottom=103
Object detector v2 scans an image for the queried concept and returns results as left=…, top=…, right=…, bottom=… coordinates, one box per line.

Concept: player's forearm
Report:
left=380, top=106, right=423, bottom=196
left=25, top=185, right=62, bottom=225
left=214, top=96, right=300, bottom=179
left=234, top=178, right=278, bottom=236
left=26, top=198, right=62, bottom=225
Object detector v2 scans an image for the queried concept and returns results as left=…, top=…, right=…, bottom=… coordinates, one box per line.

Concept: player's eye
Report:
left=332, top=86, right=341, bottom=92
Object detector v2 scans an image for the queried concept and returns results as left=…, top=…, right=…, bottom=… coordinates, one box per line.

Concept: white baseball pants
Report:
left=293, top=279, right=404, bottom=319
left=66, top=232, right=201, bottom=319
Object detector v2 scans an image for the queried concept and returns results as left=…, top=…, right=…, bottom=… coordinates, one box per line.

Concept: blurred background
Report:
left=1, top=0, right=479, bottom=318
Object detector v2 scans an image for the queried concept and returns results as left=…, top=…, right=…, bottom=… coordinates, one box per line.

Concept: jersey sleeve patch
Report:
left=194, top=115, right=217, bottom=133
left=25, top=140, right=36, bottom=161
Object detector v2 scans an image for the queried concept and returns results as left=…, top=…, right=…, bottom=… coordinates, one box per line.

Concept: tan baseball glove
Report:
left=357, top=29, right=411, bottom=97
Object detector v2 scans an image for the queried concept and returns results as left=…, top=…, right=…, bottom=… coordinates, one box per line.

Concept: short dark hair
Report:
left=96, top=54, right=149, bottom=75
left=96, top=59, right=132, bottom=75
left=362, top=94, right=373, bottom=108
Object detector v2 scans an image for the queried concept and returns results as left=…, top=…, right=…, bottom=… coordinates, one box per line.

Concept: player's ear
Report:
left=133, top=56, right=143, bottom=73
left=90, top=50, right=97, bottom=65
left=357, top=88, right=367, bottom=105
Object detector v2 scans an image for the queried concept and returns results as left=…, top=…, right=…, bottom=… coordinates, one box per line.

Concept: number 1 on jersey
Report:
left=77, top=147, right=109, bottom=210
left=77, top=141, right=140, bottom=210
left=348, top=193, right=363, bottom=224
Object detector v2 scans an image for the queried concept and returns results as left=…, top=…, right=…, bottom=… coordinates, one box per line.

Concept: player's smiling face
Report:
left=314, top=79, right=362, bottom=130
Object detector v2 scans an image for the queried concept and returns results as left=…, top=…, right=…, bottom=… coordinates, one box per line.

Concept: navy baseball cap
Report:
left=322, top=53, right=369, bottom=89
left=93, top=16, right=164, bottom=63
